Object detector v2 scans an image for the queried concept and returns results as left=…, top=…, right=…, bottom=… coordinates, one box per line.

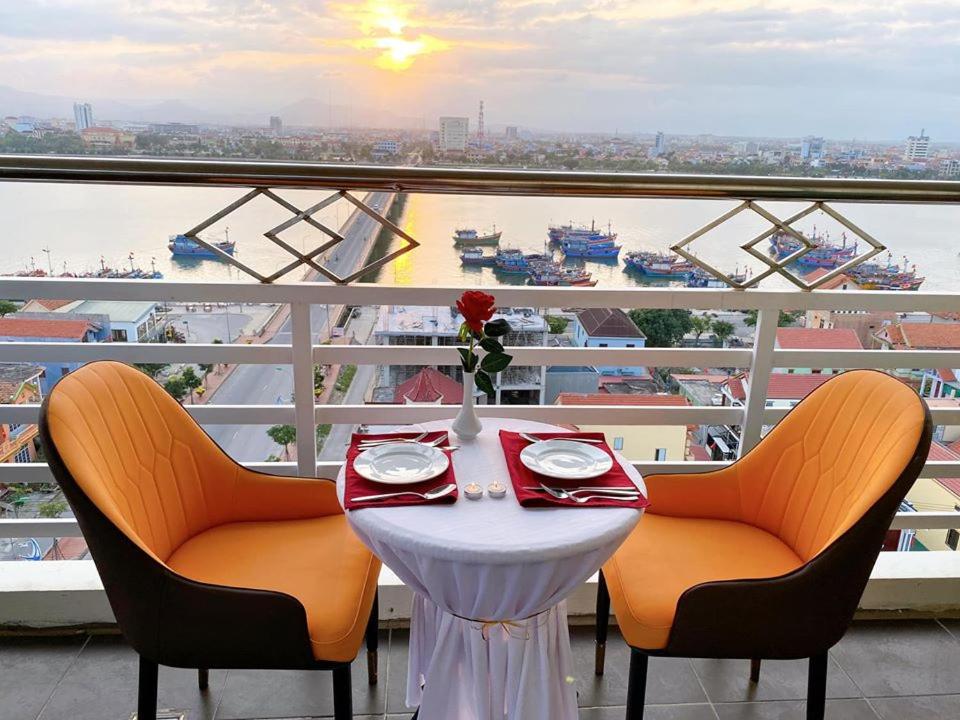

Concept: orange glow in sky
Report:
left=339, top=1, right=450, bottom=71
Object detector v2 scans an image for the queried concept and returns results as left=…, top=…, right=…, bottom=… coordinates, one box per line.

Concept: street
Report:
left=206, top=191, right=392, bottom=462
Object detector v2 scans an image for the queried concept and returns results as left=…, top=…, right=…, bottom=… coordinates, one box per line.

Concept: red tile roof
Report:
left=576, top=308, right=645, bottom=338
left=394, top=367, right=463, bottom=404
left=556, top=393, right=690, bottom=406
left=938, top=368, right=958, bottom=383
left=949, top=439, right=960, bottom=456
left=936, top=479, right=960, bottom=499
left=776, top=327, right=863, bottom=350
left=900, top=323, right=960, bottom=350
left=724, top=372, right=834, bottom=402
left=0, top=317, right=95, bottom=340
left=29, top=299, right=74, bottom=311
left=929, top=441, right=960, bottom=462
left=803, top=268, right=856, bottom=290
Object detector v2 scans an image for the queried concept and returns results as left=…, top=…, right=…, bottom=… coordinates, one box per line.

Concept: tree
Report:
left=163, top=376, right=189, bottom=404
left=199, top=363, right=215, bottom=382
left=180, top=366, right=203, bottom=403
left=627, top=309, right=693, bottom=348
left=314, top=364, right=326, bottom=395
left=0, top=300, right=18, bottom=316
left=136, top=363, right=170, bottom=379
left=267, top=424, right=297, bottom=459
left=743, top=309, right=802, bottom=327
left=712, top=320, right=735, bottom=347
left=545, top=315, right=569, bottom=334
left=211, top=338, right=224, bottom=373
left=38, top=500, right=68, bottom=518
left=690, top=315, right=713, bottom=346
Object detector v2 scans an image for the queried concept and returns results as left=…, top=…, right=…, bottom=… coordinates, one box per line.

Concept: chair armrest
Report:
left=230, top=468, right=344, bottom=522
left=643, top=466, right=742, bottom=521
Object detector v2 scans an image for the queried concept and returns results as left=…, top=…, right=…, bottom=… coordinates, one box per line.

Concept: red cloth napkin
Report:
left=344, top=432, right=458, bottom=510
left=499, top=430, right=649, bottom=509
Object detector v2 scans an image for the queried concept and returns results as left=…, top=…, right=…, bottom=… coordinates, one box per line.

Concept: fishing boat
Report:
left=459, top=246, right=495, bottom=266
left=561, top=236, right=621, bottom=259
left=169, top=231, right=237, bottom=258
left=845, top=254, right=925, bottom=291
left=769, top=229, right=858, bottom=268
left=3, top=254, right=163, bottom=280
left=528, top=261, right=597, bottom=286
left=493, top=248, right=552, bottom=275
left=686, top=266, right=750, bottom=288
left=548, top=222, right=590, bottom=243
left=452, top=225, right=502, bottom=245
left=623, top=251, right=694, bottom=278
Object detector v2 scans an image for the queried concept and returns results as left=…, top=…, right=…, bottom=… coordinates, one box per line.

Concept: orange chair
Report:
left=595, top=370, right=931, bottom=720
left=39, top=361, right=381, bottom=720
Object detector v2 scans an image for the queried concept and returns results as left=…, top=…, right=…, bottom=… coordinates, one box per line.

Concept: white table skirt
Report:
left=337, top=418, right=645, bottom=720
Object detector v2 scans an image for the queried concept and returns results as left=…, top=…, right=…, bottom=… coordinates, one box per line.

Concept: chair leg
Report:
left=332, top=663, right=353, bottom=720
left=807, top=652, right=828, bottom=720
left=750, top=658, right=761, bottom=683
left=596, top=570, right=611, bottom=676
left=198, top=668, right=209, bottom=691
left=366, top=589, right=379, bottom=685
left=137, top=656, right=158, bottom=720
left=625, top=649, right=648, bottom=720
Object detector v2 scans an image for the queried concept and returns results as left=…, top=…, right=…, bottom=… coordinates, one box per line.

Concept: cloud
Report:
left=0, top=0, right=957, bottom=138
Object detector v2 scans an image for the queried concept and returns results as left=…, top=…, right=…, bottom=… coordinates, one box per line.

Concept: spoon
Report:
left=351, top=483, right=458, bottom=504
left=538, top=483, right=639, bottom=504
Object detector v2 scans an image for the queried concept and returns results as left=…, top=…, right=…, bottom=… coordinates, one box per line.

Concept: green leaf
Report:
left=479, top=337, right=504, bottom=353
left=457, top=347, right=477, bottom=372
left=480, top=352, right=512, bottom=374
left=484, top=319, right=511, bottom=337
left=474, top=370, right=495, bottom=396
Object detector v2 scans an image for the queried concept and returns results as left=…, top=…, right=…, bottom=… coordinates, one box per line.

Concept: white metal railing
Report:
left=0, top=277, right=958, bottom=543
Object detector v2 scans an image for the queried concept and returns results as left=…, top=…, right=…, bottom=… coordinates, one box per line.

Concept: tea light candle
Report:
left=487, top=482, right=507, bottom=499
left=464, top=482, right=484, bottom=500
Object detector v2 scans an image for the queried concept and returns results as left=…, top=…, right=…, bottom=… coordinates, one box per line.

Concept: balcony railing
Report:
left=1, top=156, right=960, bottom=622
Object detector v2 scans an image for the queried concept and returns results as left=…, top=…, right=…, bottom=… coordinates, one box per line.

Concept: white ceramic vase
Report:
left=452, top=371, right=483, bottom=440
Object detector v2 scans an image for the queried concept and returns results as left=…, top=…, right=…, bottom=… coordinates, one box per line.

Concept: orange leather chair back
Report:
left=42, top=361, right=238, bottom=563
left=736, top=370, right=925, bottom=561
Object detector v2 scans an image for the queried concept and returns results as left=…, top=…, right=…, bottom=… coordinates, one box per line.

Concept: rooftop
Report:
left=0, top=362, right=44, bottom=402
left=776, top=327, right=864, bottom=350
left=65, top=300, right=157, bottom=323
left=377, top=305, right=546, bottom=336
left=901, top=322, right=960, bottom=350
left=725, top=372, right=835, bottom=402
left=0, top=317, right=97, bottom=340
left=394, top=367, right=463, bottom=404
left=576, top=308, right=645, bottom=339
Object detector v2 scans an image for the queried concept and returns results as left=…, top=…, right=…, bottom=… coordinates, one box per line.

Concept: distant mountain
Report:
left=0, top=85, right=426, bottom=129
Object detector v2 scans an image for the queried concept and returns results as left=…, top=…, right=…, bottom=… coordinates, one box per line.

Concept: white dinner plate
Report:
left=519, top=439, right=614, bottom=480
left=353, top=443, right=450, bottom=485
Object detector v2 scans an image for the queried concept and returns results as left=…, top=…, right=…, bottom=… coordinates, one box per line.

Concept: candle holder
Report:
left=464, top=482, right=484, bottom=500
left=487, top=482, right=507, bottom=499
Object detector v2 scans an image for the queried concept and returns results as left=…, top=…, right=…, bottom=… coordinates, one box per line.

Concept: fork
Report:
left=358, top=434, right=448, bottom=449
left=519, top=432, right=603, bottom=445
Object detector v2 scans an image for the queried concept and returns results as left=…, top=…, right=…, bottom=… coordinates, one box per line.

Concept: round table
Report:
left=337, top=418, right=645, bottom=720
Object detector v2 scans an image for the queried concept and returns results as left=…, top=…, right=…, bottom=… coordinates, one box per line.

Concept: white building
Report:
left=439, top=117, right=469, bottom=153
left=940, top=159, right=960, bottom=178
left=42, top=300, right=163, bottom=343
left=73, top=103, right=93, bottom=132
left=904, top=129, right=930, bottom=161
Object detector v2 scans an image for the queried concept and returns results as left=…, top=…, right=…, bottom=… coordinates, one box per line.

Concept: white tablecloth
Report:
left=337, top=418, right=645, bottom=720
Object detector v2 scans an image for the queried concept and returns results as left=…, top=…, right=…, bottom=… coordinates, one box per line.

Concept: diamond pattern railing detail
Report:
left=181, top=189, right=418, bottom=284
left=671, top=200, right=887, bottom=290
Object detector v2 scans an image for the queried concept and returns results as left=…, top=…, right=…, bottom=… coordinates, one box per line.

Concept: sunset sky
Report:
left=1, top=1, right=958, bottom=139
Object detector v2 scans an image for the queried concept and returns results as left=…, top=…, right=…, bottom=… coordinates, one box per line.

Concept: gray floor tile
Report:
left=571, top=628, right=707, bottom=706
left=691, top=655, right=859, bottom=703
left=714, top=698, right=878, bottom=719
left=215, top=631, right=388, bottom=719
left=831, top=621, right=960, bottom=697
left=0, top=635, right=86, bottom=720
left=37, top=635, right=225, bottom=720
left=580, top=704, right=717, bottom=719
left=869, top=694, right=960, bottom=720
left=386, top=630, right=411, bottom=714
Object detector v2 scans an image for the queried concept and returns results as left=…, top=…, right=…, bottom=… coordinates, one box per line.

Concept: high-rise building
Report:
left=505, top=126, right=518, bottom=141
left=269, top=116, right=283, bottom=134
left=648, top=131, right=667, bottom=158
left=904, top=129, right=930, bottom=161
left=801, top=136, right=824, bottom=161
left=73, top=102, right=93, bottom=132
left=439, top=117, right=469, bottom=153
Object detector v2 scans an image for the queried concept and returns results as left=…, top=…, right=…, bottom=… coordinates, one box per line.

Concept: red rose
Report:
left=457, top=291, right=496, bottom=334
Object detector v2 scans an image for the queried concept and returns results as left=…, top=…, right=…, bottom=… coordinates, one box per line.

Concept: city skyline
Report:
left=1, top=1, right=958, bottom=140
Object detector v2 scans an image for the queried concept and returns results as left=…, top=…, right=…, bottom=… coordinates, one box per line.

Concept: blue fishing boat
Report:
left=494, top=248, right=552, bottom=275
left=561, top=237, right=621, bottom=259
left=624, top=251, right=694, bottom=278
left=769, top=229, right=857, bottom=268
left=460, top=246, right=495, bottom=266
left=169, top=231, right=237, bottom=259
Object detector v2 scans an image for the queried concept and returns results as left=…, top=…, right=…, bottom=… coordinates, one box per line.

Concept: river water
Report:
left=3, top=183, right=958, bottom=292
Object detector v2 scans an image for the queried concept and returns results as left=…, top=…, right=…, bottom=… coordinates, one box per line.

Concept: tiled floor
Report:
left=3, top=620, right=960, bottom=719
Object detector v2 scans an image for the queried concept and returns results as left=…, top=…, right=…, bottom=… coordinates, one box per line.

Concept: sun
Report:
left=339, top=1, right=450, bottom=71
